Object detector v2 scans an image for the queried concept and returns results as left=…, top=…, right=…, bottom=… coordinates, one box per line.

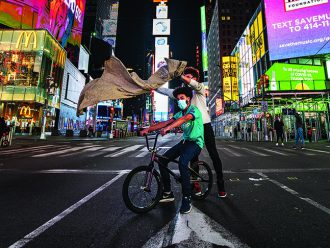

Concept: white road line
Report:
left=221, top=147, right=242, bottom=157
left=59, top=146, right=104, bottom=157
left=229, top=145, right=269, bottom=156
left=257, top=172, right=330, bottom=216
left=143, top=207, right=250, bottom=248
left=256, top=147, right=289, bottom=156
left=104, top=145, right=143, bottom=157
left=303, top=148, right=330, bottom=154
left=87, top=146, right=121, bottom=158
left=31, top=146, right=95, bottom=157
left=8, top=172, right=127, bottom=248
left=1, top=145, right=57, bottom=154
left=134, top=147, right=149, bottom=157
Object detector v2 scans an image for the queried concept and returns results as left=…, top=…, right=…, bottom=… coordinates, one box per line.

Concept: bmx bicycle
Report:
left=122, top=132, right=213, bottom=213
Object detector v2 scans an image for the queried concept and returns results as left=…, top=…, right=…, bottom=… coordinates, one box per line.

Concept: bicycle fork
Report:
left=141, top=162, right=155, bottom=192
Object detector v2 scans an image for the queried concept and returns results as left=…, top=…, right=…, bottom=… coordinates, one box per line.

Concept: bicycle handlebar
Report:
left=145, top=131, right=160, bottom=151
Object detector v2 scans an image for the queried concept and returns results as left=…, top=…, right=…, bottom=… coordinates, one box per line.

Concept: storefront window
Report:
left=0, top=51, right=41, bottom=86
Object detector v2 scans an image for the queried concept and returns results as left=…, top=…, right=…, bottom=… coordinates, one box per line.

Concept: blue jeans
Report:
left=158, top=140, right=202, bottom=197
left=295, top=127, right=305, bottom=146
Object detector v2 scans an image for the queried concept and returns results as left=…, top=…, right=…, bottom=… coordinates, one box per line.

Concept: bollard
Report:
left=257, top=131, right=260, bottom=141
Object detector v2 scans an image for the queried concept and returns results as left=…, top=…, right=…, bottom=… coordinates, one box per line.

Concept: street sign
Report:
left=261, top=101, right=268, bottom=112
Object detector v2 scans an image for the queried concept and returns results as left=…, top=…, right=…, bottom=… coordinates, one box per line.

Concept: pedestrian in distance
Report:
left=155, top=66, right=227, bottom=198
left=140, top=86, right=204, bottom=214
left=293, top=112, right=305, bottom=149
left=274, top=115, right=284, bottom=146
left=307, top=126, right=313, bottom=143
left=233, top=126, right=238, bottom=141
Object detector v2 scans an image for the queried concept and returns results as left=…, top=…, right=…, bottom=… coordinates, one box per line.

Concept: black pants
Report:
left=276, top=131, right=284, bottom=143
left=191, top=123, right=225, bottom=191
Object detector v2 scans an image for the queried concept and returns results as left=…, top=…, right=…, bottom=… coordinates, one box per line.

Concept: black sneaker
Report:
left=159, top=191, right=175, bottom=202
left=180, top=196, right=192, bottom=214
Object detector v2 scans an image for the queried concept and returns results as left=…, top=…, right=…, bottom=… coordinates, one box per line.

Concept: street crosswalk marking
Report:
left=104, top=145, right=143, bottom=157
left=134, top=147, right=149, bottom=157
left=59, top=146, right=104, bottom=157
left=303, top=148, right=330, bottom=154
left=221, top=147, right=242, bottom=157
left=87, top=146, right=121, bottom=158
left=1, top=145, right=57, bottom=155
left=229, top=145, right=270, bottom=157
left=31, top=145, right=96, bottom=157
left=255, top=147, right=289, bottom=156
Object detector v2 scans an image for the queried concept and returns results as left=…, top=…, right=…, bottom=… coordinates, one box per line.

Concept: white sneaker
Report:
left=281, top=143, right=284, bottom=146
left=276, top=143, right=278, bottom=146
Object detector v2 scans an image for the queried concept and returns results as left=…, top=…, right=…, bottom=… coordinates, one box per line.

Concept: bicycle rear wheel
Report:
left=122, top=166, right=163, bottom=213
left=190, top=161, right=213, bottom=200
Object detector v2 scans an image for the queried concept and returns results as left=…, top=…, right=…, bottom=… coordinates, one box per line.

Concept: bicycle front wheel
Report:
left=122, top=166, right=163, bottom=213
left=190, top=161, right=213, bottom=200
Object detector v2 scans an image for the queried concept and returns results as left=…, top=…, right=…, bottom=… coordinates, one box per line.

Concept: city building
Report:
left=212, top=0, right=330, bottom=141
left=206, top=0, right=261, bottom=120
left=0, top=0, right=87, bottom=135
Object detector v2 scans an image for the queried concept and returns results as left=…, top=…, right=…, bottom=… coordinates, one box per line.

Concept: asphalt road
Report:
left=1, top=135, right=330, bottom=248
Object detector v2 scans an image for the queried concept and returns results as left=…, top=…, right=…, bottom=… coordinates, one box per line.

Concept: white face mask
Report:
left=178, top=99, right=187, bottom=110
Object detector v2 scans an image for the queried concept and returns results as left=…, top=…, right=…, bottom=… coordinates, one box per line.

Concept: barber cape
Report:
left=77, top=56, right=186, bottom=115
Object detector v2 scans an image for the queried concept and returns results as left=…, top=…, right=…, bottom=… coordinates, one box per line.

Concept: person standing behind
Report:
left=294, top=112, right=305, bottom=149
left=307, top=126, right=313, bottom=143
left=156, top=66, right=226, bottom=197
left=274, top=116, right=284, bottom=146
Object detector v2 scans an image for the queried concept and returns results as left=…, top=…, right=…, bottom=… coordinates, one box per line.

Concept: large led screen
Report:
left=264, top=0, right=330, bottom=60
left=265, top=63, right=326, bottom=91
left=0, top=0, right=86, bottom=56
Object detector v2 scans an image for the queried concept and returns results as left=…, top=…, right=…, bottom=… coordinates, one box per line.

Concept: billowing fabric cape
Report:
left=77, top=56, right=186, bottom=115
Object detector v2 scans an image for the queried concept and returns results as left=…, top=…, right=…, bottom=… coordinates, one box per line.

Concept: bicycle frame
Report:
left=144, top=133, right=207, bottom=190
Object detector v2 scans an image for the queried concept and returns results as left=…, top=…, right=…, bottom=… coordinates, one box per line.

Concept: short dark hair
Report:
left=173, top=86, right=193, bottom=99
left=184, top=66, right=200, bottom=81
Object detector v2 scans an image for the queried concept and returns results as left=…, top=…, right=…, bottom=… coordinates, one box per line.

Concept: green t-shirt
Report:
left=173, top=104, right=204, bottom=149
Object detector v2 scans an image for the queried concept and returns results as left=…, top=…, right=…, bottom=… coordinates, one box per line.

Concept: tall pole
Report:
left=40, top=61, right=54, bottom=140
left=262, top=83, right=268, bottom=141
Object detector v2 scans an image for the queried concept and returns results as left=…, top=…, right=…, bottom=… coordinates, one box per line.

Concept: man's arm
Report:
left=155, top=87, right=175, bottom=99
left=162, top=114, right=194, bottom=134
left=140, top=119, right=175, bottom=136
left=181, top=76, right=204, bottom=95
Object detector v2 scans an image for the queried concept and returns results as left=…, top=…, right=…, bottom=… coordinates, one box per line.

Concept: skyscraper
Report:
left=206, top=0, right=260, bottom=119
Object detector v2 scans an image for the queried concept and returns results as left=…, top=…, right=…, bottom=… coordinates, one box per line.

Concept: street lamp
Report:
left=40, top=76, right=56, bottom=140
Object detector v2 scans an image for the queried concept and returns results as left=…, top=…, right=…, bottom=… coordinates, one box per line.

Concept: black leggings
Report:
left=191, top=123, right=224, bottom=191
left=276, top=131, right=284, bottom=143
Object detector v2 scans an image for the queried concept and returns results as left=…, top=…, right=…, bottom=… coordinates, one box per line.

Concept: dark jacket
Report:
left=274, top=119, right=284, bottom=132
left=295, top=115, right=303, bottom=128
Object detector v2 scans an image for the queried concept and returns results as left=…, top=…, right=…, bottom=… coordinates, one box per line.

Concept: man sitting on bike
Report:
left=140, top=86, right=204, bottom=214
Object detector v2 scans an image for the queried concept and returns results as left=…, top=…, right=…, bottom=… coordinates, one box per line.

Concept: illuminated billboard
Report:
left=264, top=0, right=330, bottom=60
left=156, top=5, right=168, bottom=19
left=248, top=11, right=265, bottom=65
left=0, top=0, right=86, bottom=54
left=222, top=56, right=238, bottom=101
left=153, top=19, right=171, bottom=35
left=200, top=6, right=208, bottom=72
left=264, top=63, right=326, bottom=91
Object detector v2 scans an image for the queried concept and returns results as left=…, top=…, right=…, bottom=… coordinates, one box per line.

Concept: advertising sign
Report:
left=155, top=37, right=168, bottom=46
left=216, top=98, right=224, bottom=116
left=102, top=19, right=117, bottom=36
left=0, top=0, right=86, bottom=61
left=248, top=11, right=265, bottom=65
left=222, top=56, right=239, bottom=101
left=264, top=0, right=330, bottom=60
left=265, top=63, right=326, bottom=91
left=200, top=6, right=208, bottom=71
left=156, top=5, right=168, bottom=19
left=153, top=19, right=171, bottom=35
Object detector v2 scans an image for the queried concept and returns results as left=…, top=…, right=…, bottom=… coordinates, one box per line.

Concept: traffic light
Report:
left=264, top=75, right=269, bottom=88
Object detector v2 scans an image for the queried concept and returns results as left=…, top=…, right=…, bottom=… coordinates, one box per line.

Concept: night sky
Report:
left=116, top=0, right=203, bottom=78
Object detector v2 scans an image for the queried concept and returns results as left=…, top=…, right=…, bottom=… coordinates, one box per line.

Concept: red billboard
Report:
left=0, top=0, right=86, bottom=62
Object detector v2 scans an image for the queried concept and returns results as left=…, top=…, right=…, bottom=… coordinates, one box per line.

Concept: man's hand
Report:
left=160, top=127, right=169, bottom=136
left=140, top=128, right=149, bottom=136
left=181, top=75, right=191, bottom=84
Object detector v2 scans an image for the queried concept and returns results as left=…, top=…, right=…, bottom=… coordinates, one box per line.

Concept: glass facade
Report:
left=0, top=29, right=66, bottom=133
